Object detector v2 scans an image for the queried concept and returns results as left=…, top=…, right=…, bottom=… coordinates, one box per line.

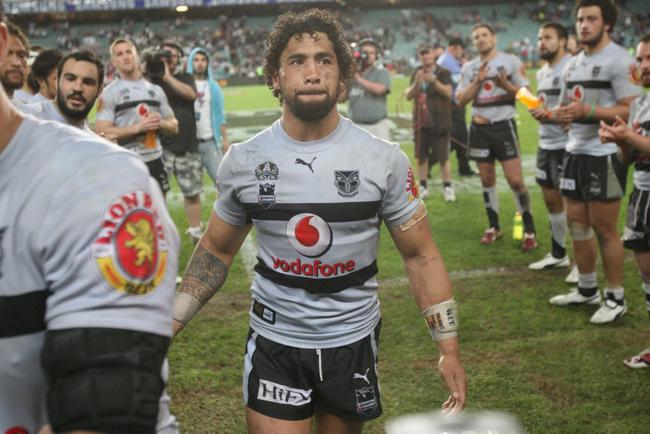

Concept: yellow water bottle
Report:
left=513, top=212, right=523, bottom=240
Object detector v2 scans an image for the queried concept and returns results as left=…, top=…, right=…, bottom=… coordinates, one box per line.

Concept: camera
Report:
left=141, top=48, right=172, bottom=80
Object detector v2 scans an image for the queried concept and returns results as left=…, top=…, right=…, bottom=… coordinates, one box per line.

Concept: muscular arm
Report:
left=554, top=96, right=637, bottom=124
left=388, top=209, right=466, bottom=412
left=455, top=79, right=481, bottom=107
left=160, top=116, right=179, bottom=135
left=162, top=74, right=196, bottom=102
left=95, top=120, right=143, bottom=142
left=172, top=213, right=252, bottom=336
left=354, top=74, right=389, bottom=96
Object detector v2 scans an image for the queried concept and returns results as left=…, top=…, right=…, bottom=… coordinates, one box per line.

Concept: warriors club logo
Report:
left=334, top=170, right=360, bottom=198
left=482, top=80, right=494, bottom=92
left=91, top=191, right=169, bottom=296
left=286, top=213, right=333, bottom=258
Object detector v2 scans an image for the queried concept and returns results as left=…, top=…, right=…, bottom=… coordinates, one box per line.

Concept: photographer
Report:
left=153, top=41, right=204, bottom=244
left=96, top=38, right=178, bottom=196
left=345, top=38, right=391, bottom=140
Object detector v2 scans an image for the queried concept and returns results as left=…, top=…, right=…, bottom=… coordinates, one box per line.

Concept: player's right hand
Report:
left=139, top=112, right=162, bottom=132
left=438, top=353, right=467, bottom=415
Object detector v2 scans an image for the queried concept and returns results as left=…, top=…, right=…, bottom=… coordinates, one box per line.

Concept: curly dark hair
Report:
left=574, top=0, right=618, bottom=32
left=263, top=8, right=355, bottom=99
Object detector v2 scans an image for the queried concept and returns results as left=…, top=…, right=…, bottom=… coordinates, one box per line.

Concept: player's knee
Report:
left=42, top=328, right=169, bottom=434
left=568, top=221, right=594, bottom=241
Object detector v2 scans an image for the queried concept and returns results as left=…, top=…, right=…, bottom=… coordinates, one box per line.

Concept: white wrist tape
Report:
left=422, top=298, right=458, bottom=341
left=173, top=292, right=203, bottom=325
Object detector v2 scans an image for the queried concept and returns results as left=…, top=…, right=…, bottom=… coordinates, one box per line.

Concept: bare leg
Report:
left=246, top=407, right=312, bottom=434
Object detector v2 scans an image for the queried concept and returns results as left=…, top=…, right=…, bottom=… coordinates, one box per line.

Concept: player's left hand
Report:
left=493, top=70, right=510, bottom=90
left=599, top=116, right=630, bottom=145
left=554, top=97, right=588, bottom=123
left=438, top=353, right=467, bottom=414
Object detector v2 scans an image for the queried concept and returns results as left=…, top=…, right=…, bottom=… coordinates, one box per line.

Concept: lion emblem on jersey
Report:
left=91, top=191, right=169, bottom=296
left=124, top=220, right=155, bottom=267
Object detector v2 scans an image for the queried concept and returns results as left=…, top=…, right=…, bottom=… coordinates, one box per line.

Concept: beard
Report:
left=282, top=84, right=339, bottom=122
left=580, top=27, right=606, bottom=48
left=539, top=47, right=558, bottom=61
left=1, top=69, right=24, bottom=92
left=56, top=89, right=94, bottom=121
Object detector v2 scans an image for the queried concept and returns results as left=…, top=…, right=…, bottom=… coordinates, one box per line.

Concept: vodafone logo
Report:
left=571, top=85, right=584, bottom=102
left=286, top=213, right=332, bottom=258
left=482, top=80, right=494, bottom=92
left=5, top=427, right=28, bottom=434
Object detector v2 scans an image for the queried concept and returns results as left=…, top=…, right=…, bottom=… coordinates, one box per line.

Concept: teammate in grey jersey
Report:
left=18, top=50, right=102, bottom=133
left=96, top=38, right=178, bottom=196
left=0, top=7, right=180, bottom=432
left=172, top=9, right=466, bottom=433
left=599, top=34, right=650, bottom=368
left=527, top=23, right=579, bottom=278
left=456, top=23, right=538, bottom=251
left=549, top=0, right=642, bottom=324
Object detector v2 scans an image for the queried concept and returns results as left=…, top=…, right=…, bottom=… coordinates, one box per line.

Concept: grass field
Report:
left=166, top=74, right=650, bottom=433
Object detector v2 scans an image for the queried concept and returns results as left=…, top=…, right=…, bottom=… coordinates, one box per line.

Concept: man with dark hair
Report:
left=28, top=48, right=62, bottom=102
left=438, top=37, right=475, bottom=177
left=456, top=23, right=538, bottom=251
left=0, top=4, right=181, bottom=432
left=599, top=33, right=650, bottom=367
left=345, top=37, right=392, bottom=140
left=156, top=41, right=204, bottom=244
left=96, top=38, right=179, bottom=196
left=19, top=50, right=103, bottom=131
left=0, top=21, right=28, bottom=101
left=173, top=8, right=466, bottom=433
left=548, top=0, right=642, bottom=324
left=406, top=42, right=455, bottom=201
left=527, top=23, right=580, bottom=279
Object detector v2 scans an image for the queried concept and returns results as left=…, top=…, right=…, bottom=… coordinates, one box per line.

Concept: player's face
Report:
left=55, top=59, right=100, bottom=120
left=472, top=27, right=496, bottom=55
left=538, top=28, right=563, bottom=61
left=192, top=53, right=208, bottom=77
left=576, top=6, right=608, bottom=47
left=636, top=41, right=650, bottom=88
left=112, top=42, right=139, bottom=75
left=273, top=31, right=341, bottom=122
left=0, top=34, right=27, bottom=92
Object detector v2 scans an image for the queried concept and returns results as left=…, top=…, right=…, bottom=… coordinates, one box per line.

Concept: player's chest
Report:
left=237, top=153, right=384, bottom=206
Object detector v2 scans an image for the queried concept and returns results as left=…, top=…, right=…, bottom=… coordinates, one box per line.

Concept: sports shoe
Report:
left=443, top=186, right=456, bottom=202
left=186, top=226, right=203, bottom=244
left=420, top=187, right=429, bottom=199
left=623, top=348, right=650, bottom=368
left=528, top=253, right=571, bottom=270
left=521, top=232, right=538, bottom=251
left=480, top=227, right=501, bottom=245
left=590, top=297, right=627, bottom=324
left=565, top=265, right=579, bottom=284
left=549, top=287, right=602, bottom=306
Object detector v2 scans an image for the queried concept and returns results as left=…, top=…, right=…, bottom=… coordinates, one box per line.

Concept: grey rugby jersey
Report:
left=458, top=51, right=529, bottom=122
left=628, top=93, right=650, bottom=190
left=0, top=116, right=179, bottom=431
left=215, top=117, right=422, bottom=348
left=96, top=77, right=173, bottom=162
left=560, top=41, right=642, bottom=156
left=18, top=99, right=92, bottom=132
left=536, top=54, right=571, bottom=150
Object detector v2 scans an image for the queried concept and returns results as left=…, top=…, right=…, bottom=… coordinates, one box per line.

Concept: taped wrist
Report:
left=173, top=292, right=204, bottom=325
left=422, top=298, right=458, bottom=341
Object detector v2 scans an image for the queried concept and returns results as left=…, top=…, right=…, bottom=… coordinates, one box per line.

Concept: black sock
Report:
left=420, top=180, right=427, bottom=188
left=443, top=182, right=451, bottom=188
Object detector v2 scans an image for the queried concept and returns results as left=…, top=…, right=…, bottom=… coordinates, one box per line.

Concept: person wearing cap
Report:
left=154, top=41, right=204, bottom=244
left=406, top=42, right=455, bottom=202
left=344, top=37, right=392, bottom=140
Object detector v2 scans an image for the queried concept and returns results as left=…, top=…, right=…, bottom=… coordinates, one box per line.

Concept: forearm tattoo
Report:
left=179, top=245, right=229, bottom=305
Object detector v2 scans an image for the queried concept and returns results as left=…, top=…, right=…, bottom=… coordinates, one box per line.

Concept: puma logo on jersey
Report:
left=0, top=227, right=5, bottom=279
left=353, top=368, right=371, bottom=385
left=295, top=157, right=316, bottom=173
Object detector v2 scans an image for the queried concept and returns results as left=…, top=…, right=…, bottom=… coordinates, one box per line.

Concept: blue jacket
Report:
left=186, top=47, right=226, bottom=147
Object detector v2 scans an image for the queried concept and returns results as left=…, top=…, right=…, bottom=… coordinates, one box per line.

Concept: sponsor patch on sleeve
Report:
left=91, top=190, right=169, bottom=295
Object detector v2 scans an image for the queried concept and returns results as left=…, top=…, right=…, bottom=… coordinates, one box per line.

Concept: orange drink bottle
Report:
left=144, top=130, right=156, bottom=149
left=516, top=87, right=541, bottom=109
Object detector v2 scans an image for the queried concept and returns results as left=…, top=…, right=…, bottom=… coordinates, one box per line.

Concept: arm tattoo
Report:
left=179, top=245, right=229, bottom=305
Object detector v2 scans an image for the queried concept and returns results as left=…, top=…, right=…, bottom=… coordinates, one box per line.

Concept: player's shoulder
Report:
left=16, top=100, right=47, bottom=117
left=604, top=41, right=630, bottom=57
left=344, top=117, right=403, bottom=156
left=497, top=51, right=521, bottom=65
left=462, top=57, right=480, bottom=71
